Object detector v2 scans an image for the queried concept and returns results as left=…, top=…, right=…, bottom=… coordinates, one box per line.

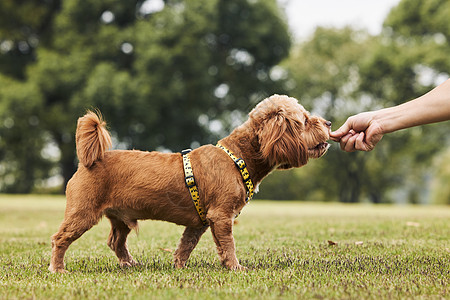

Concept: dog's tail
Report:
left=75, top=110, right=112, bottom=168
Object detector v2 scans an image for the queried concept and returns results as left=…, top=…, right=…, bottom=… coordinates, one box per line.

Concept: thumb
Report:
left=330, top=121, right=353, bottom=141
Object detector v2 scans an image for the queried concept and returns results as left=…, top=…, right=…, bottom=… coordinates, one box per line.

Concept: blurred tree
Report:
left=0, top=0, right=291, bottom=192
left=0, top=0, right=62, bottom=192
left=0, top=0, right=61, bottom=79
left=0, top=75, right=52, bottom=192
left=384, top=0, right=450, bottom=204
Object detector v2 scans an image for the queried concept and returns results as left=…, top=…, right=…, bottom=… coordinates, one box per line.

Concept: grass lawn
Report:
left=0, top=194, right=449, bottom=299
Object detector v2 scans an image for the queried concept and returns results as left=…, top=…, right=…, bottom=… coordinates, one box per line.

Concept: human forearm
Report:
left=373, top=79, right=450, bottom=134
left=330, top=79, right=450, bottom=152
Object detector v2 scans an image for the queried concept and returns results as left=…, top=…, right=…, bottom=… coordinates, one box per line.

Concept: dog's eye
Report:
left=304, top=118, right=308, bottom=126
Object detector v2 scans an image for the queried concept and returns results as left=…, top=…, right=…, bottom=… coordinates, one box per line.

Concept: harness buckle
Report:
left=181, top=149, right=192, bottom=155
left=236, top=158, right=246, bottom=170
left=185, top=175, right=196, bottom=188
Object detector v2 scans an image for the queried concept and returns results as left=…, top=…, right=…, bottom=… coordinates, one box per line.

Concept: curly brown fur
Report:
left=49, top=95, right=331, bottom=273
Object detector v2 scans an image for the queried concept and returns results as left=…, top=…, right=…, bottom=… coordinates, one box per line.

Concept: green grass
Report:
left=0, top=194, right=449, bottom=299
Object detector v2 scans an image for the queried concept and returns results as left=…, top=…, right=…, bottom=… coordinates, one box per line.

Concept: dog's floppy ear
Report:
left=258, top=112, right=308, bottom=168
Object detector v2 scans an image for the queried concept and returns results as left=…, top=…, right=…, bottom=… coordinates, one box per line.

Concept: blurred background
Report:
left=0, top=0, right=449, bottom=204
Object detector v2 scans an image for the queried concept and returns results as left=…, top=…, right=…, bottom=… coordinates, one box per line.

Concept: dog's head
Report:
left=250, top=94, right=331, bottom=169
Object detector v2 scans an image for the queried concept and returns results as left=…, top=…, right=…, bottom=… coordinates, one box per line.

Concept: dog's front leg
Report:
left=173, top=226, right=208, bottom=268
left=208, top=213, right=245, bottom=270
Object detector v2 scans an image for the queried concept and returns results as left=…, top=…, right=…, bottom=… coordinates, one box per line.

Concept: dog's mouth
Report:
left=308, top=142, right=330, bottom=158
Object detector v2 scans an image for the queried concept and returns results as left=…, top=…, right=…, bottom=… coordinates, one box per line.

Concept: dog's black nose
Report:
left=325, top=121, right=332, bottom=127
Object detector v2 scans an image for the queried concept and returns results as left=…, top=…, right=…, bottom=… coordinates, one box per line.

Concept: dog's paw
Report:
left=173, top=261, right=186, bottom=269
left=119, top=259, right=138, bottom=268
left=229, top=264, right=247, bottom=271
left=48, top=265, right=68, bottom=274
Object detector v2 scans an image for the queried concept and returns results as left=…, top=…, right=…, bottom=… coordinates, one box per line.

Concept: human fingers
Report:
left=330, top=127, right=349, bottom=141
left=338, top=132, right=354, bottom=148
left=354, top=132, right=370, bottom=151
left=340, top=133, right=359, bottom=152
left=330, top=119, right=354, bottom=141
left=343, top=133, right=360, bottom=152
left=330, top=130, right=344, bottom=141
left=338, top=130, right=356, bottom=144
left=330, top=134, right=341, bottom=142
left=364, top=124, right=384, bottom=151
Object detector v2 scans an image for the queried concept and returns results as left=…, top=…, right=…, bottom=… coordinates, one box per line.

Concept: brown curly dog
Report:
left=49, top=94, right=331, bottom=273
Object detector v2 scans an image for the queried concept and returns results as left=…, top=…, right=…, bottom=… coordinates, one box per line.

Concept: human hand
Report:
left=330, top=112, right=384, bottom=152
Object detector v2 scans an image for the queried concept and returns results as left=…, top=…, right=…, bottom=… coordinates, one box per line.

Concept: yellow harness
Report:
left=216, top=144, right=255, bottom=203
left=181, top=145, right=255, bottom=225
left=182, top=149, right=207, bottom=225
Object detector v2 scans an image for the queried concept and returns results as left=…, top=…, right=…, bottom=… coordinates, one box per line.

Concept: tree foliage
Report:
left=382, top=0, right=450, bottom=204
left=0, top=0, right=290, bottom=192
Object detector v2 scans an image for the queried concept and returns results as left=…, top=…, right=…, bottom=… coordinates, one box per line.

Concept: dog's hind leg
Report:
left=173, top=226, right=208, bottom=268
left=49, top=210, right=101, bottom=273
left=106, top=216, right=137, bottom=268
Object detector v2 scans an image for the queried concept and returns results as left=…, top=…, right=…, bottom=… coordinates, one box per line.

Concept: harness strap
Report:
left=216, top=144, right=255, bottom=203
left=182, top=149, right=207, bottom=225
